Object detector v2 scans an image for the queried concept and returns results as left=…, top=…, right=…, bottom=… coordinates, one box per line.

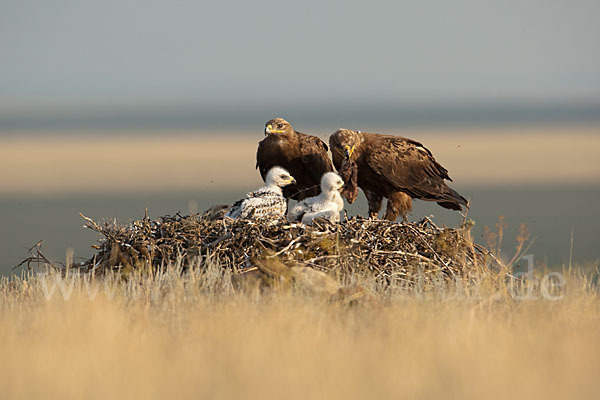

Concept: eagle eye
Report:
left=277, top=124, right=283, bottom=129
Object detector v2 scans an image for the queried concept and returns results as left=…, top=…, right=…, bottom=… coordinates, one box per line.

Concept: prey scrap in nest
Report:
left=339, top=157, right=359, bottom=204
left=336, top=143, right=359, bottom=204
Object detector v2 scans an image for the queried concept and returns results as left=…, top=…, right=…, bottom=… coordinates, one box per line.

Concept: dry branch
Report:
left=69, top=212, right=493, bottom=286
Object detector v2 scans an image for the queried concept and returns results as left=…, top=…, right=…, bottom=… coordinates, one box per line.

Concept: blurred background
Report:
left=1, top=0, right=599, bottom=274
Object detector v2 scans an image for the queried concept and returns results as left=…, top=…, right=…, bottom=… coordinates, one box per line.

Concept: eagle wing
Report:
left=365, top=136, right=453, bottom=198
left=287, top=200, right=308, bottom=222
left=226, top=187, right=286, bottom=220
left=288, top=196, right=340, bottom=225
left=297, top=132, right=334, bottom=183
left=256, top=136, right=280, bottom=181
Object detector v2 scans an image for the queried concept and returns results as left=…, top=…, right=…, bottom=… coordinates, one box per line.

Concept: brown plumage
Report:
left=329, top=129, right=468, bottom=221
left=257, top=118, right=334, bottom=200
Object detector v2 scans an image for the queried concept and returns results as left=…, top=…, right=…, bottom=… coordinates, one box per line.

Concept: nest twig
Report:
left=60, top=211, right=495, bottom=285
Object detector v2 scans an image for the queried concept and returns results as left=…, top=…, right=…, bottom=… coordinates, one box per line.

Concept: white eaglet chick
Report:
left=225, top=167, right=295, bottom=220
left=287, top=172, right=345, bottom=225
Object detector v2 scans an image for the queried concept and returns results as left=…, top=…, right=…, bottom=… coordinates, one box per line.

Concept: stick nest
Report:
left=64, top=211, right=492, bottom=284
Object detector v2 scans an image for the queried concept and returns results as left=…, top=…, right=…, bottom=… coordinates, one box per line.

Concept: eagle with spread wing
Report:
left=329, top=129, right=468, bottom=221
left=257, top=118, right=333, bottom=200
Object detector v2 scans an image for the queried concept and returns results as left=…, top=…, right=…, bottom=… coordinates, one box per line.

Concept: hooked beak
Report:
left=285, top=176, right=296, bottom=186
left=265, top=124, right=284, bottom=135
left=344, top=145, right=355, bottom=159
left=337, top=181, right=345, bottom=190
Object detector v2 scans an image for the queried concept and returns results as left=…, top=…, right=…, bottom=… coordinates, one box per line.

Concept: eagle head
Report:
left=331, top=129, right=362, bottom=160
left=265, top=166, right=296, bottom=188
left=321, top=172, right=345, bottom=193
left=265, top=118, right=293, bottom=136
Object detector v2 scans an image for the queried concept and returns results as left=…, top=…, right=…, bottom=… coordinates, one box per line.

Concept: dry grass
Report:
left=1, top=125, right=599, bottom=195
left=1, top=262, right=599, bottom=400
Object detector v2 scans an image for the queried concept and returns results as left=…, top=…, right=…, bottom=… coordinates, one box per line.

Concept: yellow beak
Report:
left=265, top=124, right=284, bottom=135
left=344, top=145, right=355, bottom=159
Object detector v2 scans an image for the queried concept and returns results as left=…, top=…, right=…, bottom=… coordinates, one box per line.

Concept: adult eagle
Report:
left=329, top=129, right=468, bottom=221
left=257, top=118, right=333, bottom=200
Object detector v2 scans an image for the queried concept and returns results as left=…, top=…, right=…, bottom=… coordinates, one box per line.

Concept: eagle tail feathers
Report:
left=437, top=186, right=468, bottom=211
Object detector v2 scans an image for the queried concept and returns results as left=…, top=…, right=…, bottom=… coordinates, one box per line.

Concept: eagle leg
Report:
left=384, top=192, right=413, bottom=222
left=364, top=190, right=383, bottom=219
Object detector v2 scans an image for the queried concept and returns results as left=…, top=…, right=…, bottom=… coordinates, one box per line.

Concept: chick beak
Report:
left=289, top=177, right=296, bottom=185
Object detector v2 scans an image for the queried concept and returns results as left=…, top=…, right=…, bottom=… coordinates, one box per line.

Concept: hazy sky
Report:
left=1, top=0, right=599, bottom=111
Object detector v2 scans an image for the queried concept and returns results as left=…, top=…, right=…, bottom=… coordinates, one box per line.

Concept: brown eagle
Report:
left=329, top=129, right=468, bottom=221
left=257, top=118, right=333, bottom=200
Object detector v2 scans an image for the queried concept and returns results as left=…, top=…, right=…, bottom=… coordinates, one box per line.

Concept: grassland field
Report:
left=1, top=125, right=599, bottom=399
left=1, top=263, right=599, bottom=399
